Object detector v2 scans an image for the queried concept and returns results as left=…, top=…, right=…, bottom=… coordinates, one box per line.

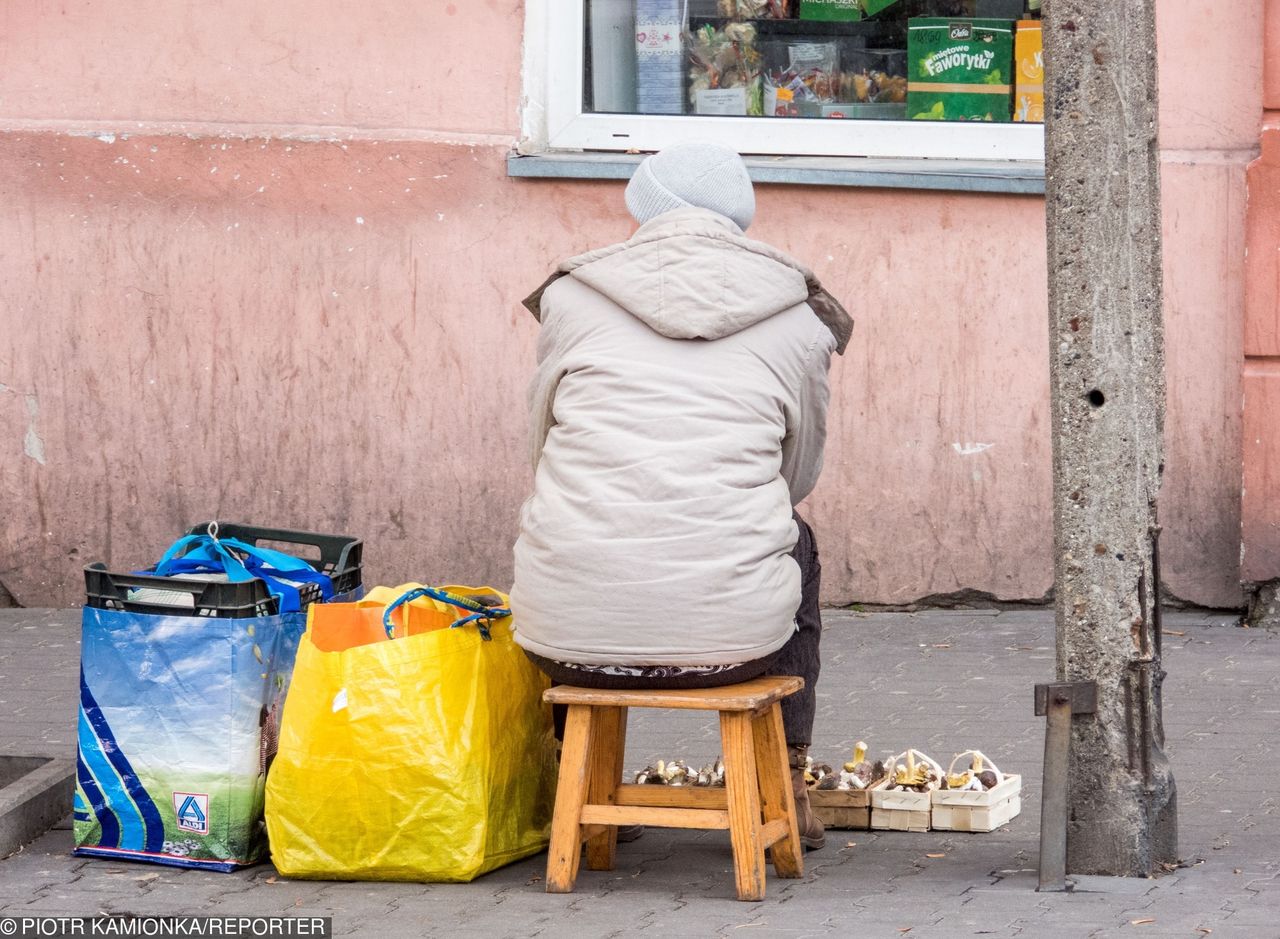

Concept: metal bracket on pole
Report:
left=1034, top=680, right=1098, bottom=892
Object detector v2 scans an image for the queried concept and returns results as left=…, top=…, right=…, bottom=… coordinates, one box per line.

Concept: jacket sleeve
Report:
left=779, top=324, right=836, bottom=505
left=527, top=287, right=571, bottom=472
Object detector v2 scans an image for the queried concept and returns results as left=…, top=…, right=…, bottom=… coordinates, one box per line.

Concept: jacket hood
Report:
left=523, top=208, right=853, bottom=353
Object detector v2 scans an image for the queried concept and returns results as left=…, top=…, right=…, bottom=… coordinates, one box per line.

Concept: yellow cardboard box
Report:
left=1014, top=20, right=1043, bottom=123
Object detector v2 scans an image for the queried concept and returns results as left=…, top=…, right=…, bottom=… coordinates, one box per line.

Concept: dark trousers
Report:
left=530, top=513, right=822, bottom=747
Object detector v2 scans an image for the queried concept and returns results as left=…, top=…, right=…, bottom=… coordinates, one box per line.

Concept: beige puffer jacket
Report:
left=511, top=208, right=851, bottom=666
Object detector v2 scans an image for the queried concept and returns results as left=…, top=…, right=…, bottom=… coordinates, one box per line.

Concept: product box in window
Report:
left=906, top=18, right=1014, bottom=122
left=720, top=0, right=795, bottom=16
left=862, top=0, right=901, bottom=15
left=840, top=49, right=907, bottom=105
left=761, top=39, right=839, bottom=117
left=636, top=0, right=685, bottom=115
left=799, top=0, right=900, bottom=17
left=688, top=22, right=763, bottom=116
left=799, top=0, right=862, bottom=21
left=1013, top=20, right=1044, bottom=123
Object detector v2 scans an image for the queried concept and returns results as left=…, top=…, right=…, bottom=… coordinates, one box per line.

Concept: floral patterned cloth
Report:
left=549, top=661, right=745, bottom=679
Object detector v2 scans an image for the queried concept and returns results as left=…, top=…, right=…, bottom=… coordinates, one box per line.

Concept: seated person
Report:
left=511, top=143, right=852, bottom=849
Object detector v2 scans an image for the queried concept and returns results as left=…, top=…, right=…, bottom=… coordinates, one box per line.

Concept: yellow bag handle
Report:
left=380, top=585, right=511, bottom=640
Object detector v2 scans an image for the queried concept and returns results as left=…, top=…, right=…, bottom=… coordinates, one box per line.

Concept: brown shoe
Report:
left=788, top=745, right=827, bottom=852
left=615, top=824, right=645, bottom=843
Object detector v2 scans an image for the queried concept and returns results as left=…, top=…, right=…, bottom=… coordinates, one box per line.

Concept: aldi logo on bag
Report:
left=173, top=792, right=210, bottom=835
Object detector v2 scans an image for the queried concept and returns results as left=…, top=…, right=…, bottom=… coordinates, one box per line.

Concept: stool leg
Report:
left=585, top=705, right=627, bottom=871
left=546, top=704, right=593, bottom=893
left=753, top=703, right=803, bottom=878
left=720, top=710, right=767, bottom=901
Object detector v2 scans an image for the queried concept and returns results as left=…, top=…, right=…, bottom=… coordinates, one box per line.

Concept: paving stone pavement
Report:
left=0, top=608, right=1276, bottom=939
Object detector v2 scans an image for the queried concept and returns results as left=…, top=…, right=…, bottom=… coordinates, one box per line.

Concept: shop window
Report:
left=527, top=0, right=1045, bottom=162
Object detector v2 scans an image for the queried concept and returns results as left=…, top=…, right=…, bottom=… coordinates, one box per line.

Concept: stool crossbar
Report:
left=543, top=676, right=805, bottom=901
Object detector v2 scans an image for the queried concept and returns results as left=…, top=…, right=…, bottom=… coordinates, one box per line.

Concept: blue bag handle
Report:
left=234, top=555, right=332, bottom=613
left=219, top=538, right=323, bottom=576
left=381, top=586, right=510, bottom=641
left=147, top=554, right=305, bottom=611
left=240, top=555, right=335, bottom=599
left=221, top=539, right=335, bottom=603
left=151, top=535, right=256, bottom=582
left=145, top=530, right=334, bottom=614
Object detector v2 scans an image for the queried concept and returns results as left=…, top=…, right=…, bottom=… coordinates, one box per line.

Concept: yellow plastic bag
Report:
left=264, top=584, right=557, bottom=882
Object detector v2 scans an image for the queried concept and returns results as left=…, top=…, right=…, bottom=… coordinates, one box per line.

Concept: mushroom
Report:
left=892, top=750, right=938, bottom=792
left=636, top=760, right=668, bottom=785
left=664, top=760, right=691, bottom=786
left=802, top=754, right=818, bottom=786
left=971, top=753, right=1000, bottom=789
left=842, top=741, right=877, bottom=788
left=944, top=771, right=982, bottom=791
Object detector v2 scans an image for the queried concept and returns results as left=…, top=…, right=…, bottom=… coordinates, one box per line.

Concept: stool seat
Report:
left=543, top=675, right=805, bottom=902
left=544, top=675, right=803, bottom=712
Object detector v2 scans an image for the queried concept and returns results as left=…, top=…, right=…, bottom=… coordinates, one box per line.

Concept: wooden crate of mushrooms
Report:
left=632, top=746, right=1018, bottom=834
left=930, top=750, right=1021, bottom=832
left=870, top=749, right=943, bottom=832
left=805, top=742, right=884, bottom=830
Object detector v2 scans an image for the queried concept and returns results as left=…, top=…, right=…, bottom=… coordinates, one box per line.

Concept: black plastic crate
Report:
left=184, top=522, right=362, bottom=596
left=84, top=564, right=281, bottom=618
left=83, top=523, right=362, bottom=619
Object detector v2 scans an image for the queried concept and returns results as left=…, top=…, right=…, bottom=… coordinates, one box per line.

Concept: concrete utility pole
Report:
left=1041, top=1, right=1178, bottom=875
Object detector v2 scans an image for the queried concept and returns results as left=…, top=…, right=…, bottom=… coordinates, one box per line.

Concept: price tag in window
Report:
left=695, top=87, right=749, bottom=116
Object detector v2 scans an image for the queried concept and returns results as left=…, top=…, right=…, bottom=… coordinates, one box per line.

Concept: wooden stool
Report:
left=543, top=676, right=804, bottom=902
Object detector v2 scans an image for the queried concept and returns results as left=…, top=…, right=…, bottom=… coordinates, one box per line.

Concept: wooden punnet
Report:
left=870, top=749, right=942, bottom=832
left=931, top=749, right=1021, bottom=833
left=809, top=786, right=872, bottom=830
left=807, top=742, right=882, bottom=830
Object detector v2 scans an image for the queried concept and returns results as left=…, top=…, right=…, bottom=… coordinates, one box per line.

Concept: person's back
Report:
left=510, top=143, right=851, bottom=850
left=513, top=207, right=835, bottom=666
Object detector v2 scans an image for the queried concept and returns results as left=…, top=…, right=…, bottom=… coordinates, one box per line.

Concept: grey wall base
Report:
left=1247, top=580, right=1280, bottom=628
left=0, top=756, right=75, bottom=858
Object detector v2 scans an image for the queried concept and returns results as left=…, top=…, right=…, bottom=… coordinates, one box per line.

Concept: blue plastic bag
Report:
left=74, top=534, right=353, bottom=871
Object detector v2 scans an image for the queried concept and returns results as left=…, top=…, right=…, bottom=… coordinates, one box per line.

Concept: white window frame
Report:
left=520, top=0, right=1045, bottom=163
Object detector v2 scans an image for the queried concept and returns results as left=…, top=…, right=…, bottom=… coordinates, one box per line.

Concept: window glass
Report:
left=585, top=0, right=1043, bottom=124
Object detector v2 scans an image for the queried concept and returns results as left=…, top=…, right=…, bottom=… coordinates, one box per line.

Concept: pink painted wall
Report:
left=1241, top=0, right=1280, bottom=583
left=1154, top=0, right=1261, bottom=606
left=0, top=0, right=524, bottom=135
left=0, top=1, right=1265, bottom=608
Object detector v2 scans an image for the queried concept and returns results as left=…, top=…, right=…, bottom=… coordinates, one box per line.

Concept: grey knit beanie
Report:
left=625, top=142, right=756, bottom=232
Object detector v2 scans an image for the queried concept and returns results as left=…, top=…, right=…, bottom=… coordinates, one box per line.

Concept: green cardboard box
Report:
left=906, top=18, right=1014, bottom=122
left=861, top=0, right=901, bottom=15
left=799, top=0, right=900, bottom=20
left=799, top=0, right=863, bottom=21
